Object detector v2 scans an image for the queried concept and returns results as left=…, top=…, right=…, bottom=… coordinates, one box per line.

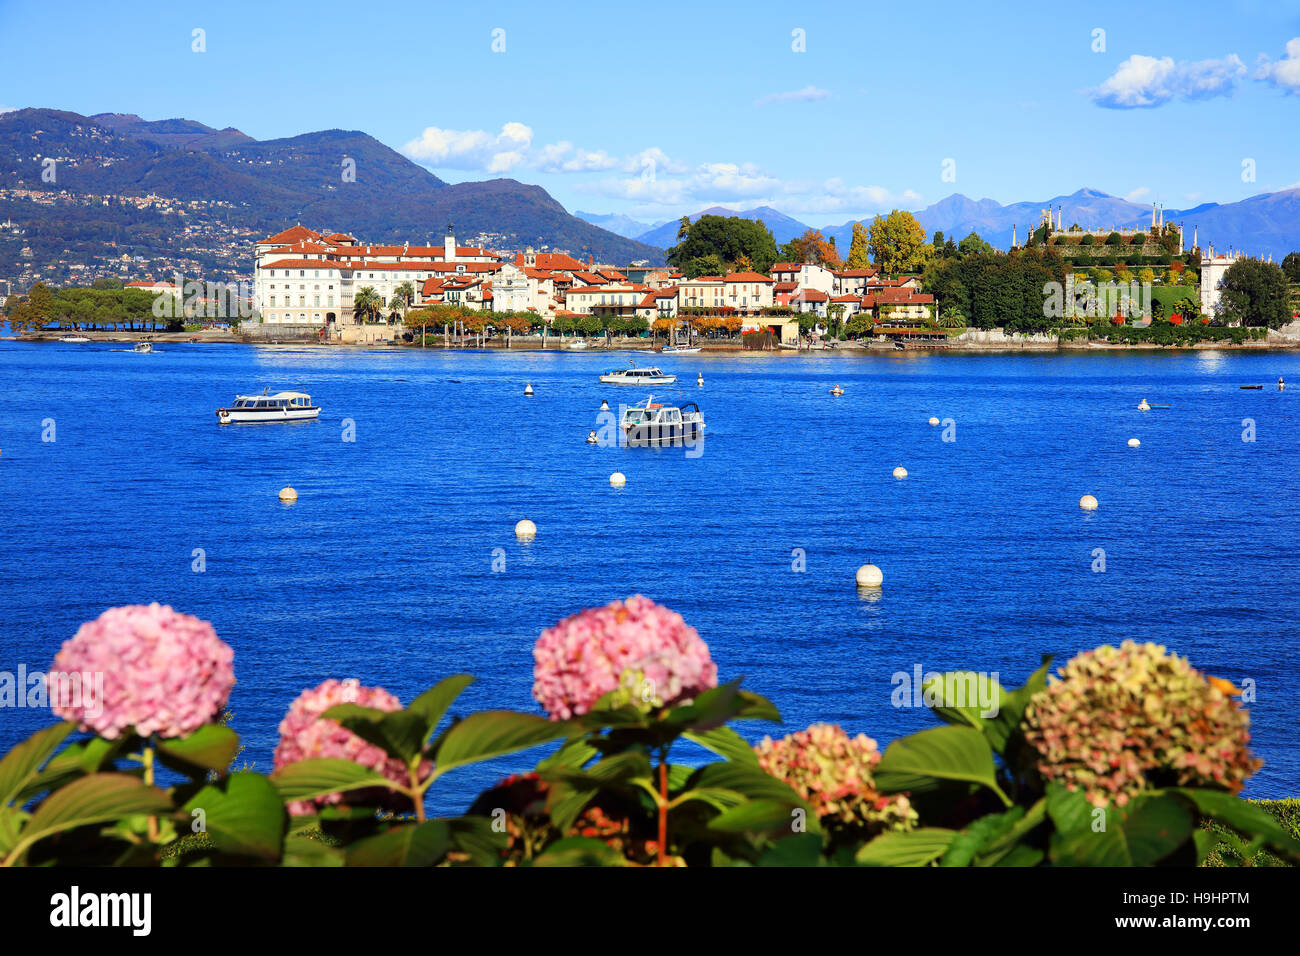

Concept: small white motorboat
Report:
left=567, top=339, right=590, bottom=350
left=620, top=395, right=704, bottom=446
left=60, top=335, right=91, bottom=343
left=600, top=361, right=677, bottom=386
left=661, top=344, right=701, bottom=354
left=217, top=389, right=320, bottom=424
left=133, top=341, right=154, bottom=353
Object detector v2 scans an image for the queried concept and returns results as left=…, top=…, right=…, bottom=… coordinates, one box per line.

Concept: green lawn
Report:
left=1149, top=284, right=1201, bottom=317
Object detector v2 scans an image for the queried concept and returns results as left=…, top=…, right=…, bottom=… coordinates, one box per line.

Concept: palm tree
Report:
left=353, top=287, right=383, bottom=324
left=390, top=281, right=415, bottom=326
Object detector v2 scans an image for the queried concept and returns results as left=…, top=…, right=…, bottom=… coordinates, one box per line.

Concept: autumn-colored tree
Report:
left=867, top=211, right=928, bottom=275
left=780, top=229, right=842, bottom=268
left=847, top=222, right=871, bottom=269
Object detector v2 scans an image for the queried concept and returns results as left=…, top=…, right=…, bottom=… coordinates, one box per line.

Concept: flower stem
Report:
left=410, top=764, right=426, bottom=823
left=142, top=742, right=159, bottom=842
left=657, top=750, right=668, bottom=867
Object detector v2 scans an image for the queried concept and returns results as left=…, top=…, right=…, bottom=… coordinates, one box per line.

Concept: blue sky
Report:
left=2, top=0, right=1299, bottom=226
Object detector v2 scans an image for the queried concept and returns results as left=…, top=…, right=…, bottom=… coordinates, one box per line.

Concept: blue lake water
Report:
left=1, top=340, right=1298, bottom=812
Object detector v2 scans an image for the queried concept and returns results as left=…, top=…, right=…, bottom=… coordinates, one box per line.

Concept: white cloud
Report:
left=1090, top=53, right=1244, bottom=108
left=582, top=165, right=919, bottom=221
left=1255, top=38, right=1300, bottom=93
left=622, top=147, right=689, bottom=176
left=755, top=85, right=830, bottom=106
left=536, top=141, right=618, bottom=173
left=1126, top=186, right=1151, bottom=202
left=770, top=179, right=922, bottom=218
left=401, top=122, right=533, bottom=173
left=401, top=123, right=918, bottom=222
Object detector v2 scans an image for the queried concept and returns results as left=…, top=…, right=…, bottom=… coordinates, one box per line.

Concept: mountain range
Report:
left=0, top=108, right=663, bottom=281
left=582, top=188, right=1300, bottom=260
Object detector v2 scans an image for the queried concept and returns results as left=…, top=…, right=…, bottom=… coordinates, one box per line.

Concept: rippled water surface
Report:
left=1, top=341, right=1298, bottom=811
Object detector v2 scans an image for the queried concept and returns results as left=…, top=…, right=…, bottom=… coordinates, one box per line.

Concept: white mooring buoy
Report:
left=856, top=564, right=883, bottom=588
left=524, top=383, right=534, bottom=396
left=1079, top=495, right=1099, bottom=511
left=279, top=487, right=298, bottom=502
left=1127, top=438, right=1141, bottom=447
left=609, top=472, right=626, bottom=487
left=892, top=467, right=908, bottom=479
left=515, top=519, right=537, bottom=539
left=928, top=417, right=940, bottom=426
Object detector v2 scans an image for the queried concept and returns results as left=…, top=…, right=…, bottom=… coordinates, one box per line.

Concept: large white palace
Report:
left=253, top=222, right=529, bottom=328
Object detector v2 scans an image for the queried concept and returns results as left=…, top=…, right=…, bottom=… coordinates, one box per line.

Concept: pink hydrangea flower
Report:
left=49, top=603, right=234, bottom=740
left=532, top=595, right=718, bottom=720
left=756, top=723, right=917, bottom=834
left=274, top=679, right=427, bottom=815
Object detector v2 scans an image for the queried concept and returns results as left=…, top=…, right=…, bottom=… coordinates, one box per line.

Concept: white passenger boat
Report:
left=660, top=344, right=701, bottom=354
left=60, top=335, right=91, bottom=343
left=600, top=361, right=677, bottom=386
left=620, top=395, right=704, bottom=446
left=217, top=389, right=320, bottom=424
left=133, top=341, right=154, bottom=353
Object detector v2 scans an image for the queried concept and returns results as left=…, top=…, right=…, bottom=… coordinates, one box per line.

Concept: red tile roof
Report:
left=514, top=252, right=585, bottom=271
left=258, top=225, right=321, bottom=245
left=724, top=271, right=773, bottom=283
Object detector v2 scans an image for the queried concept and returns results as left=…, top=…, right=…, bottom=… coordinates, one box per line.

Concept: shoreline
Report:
left=8, top=330, right=1300, bottom=353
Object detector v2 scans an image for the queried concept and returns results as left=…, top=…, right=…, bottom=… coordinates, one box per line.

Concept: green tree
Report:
left=1282, top=251, right=1300, bottom=283
left=957, top=232, right=995, bottom=258
left=684, top=253, right=727, bottom=278
left=847, top=222, right=872, bottom=269
left=868, top=210, right=928, bottom=274
left=1219, top=258, right=1290, bottom=329
left=666, top=215, right=778, bottom=273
